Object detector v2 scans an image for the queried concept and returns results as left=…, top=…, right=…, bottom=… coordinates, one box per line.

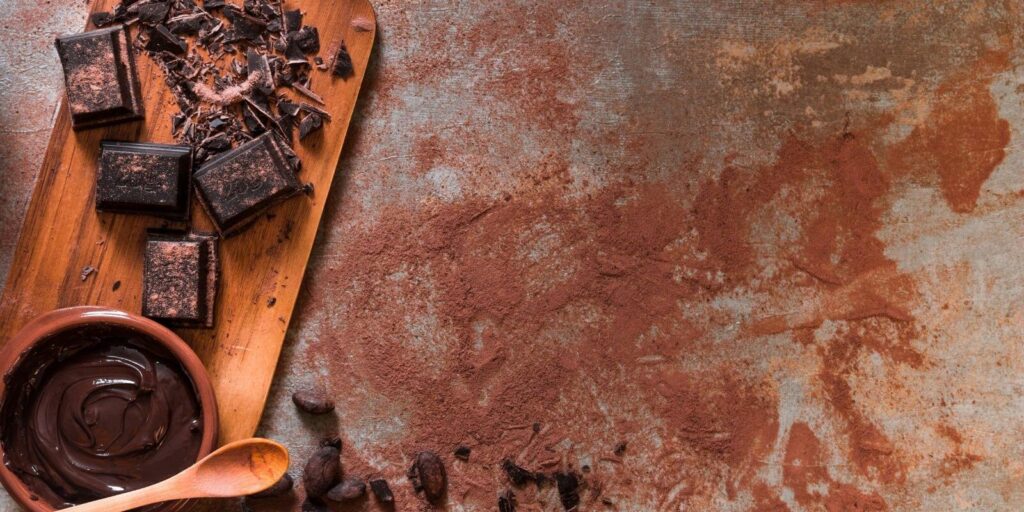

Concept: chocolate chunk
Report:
left=502, top=459, right=534, bottom=486
left=303, top=445, right=341, bottom=498
left=369, top=479, right=394, bottom=503
left=499, top=489, right=517, bottom=512
left=90, top=12, right=114, bottom=27
left=193, top=132, right=304, bottom=236
left=249, top=473, right=293, bottom=498
left=298, top=112, right=322, bottom=140
left=224, top=6, right=268, bottom=40
left=290, top=26, right=320, bottom=53
left=292, top=389, right=334, bottom=414
left=408, top=451, right=447, bottom=503
left=331, top=41, right=354, bottom=78
left=554, top=472, right=580, bottom=511
left=326, top=477, right=366, bottom=502
left=96, top=141, right=192, bottom=220
left=147, top=25, right=187, bottom=54
left=454, top=445, right=471, bottom=461
left=142, top=230, right=219, bottom=328
left=167, top=13, right=206, bottom=35
left=137, top=2, right=170, bottom=25
left=55, top=26, right=144, bottom=130
left=283, top=10, right=302, bottom=32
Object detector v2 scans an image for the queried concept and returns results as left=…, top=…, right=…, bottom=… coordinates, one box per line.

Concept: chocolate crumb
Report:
left=112, top=280, right=122, bottom=291
left=453, top=445, right=471, bottom=461
left=80, top=266, right=97, bottom=281
left=613, top=441, right=627, bottom=457
left=267, top=296, right=277, bottom=307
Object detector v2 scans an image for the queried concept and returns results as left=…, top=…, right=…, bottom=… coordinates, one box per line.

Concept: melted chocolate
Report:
left=0, top=325, right=202, bottom=509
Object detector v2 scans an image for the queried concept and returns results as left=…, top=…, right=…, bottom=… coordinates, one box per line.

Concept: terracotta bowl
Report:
left=0, top=307, right=218, bottom=512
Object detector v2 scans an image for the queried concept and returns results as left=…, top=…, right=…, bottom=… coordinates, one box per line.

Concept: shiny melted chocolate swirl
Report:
left=1, top=325, right=202, bottom=508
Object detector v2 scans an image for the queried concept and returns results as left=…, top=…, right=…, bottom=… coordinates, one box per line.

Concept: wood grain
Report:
left=0, top=0, right=375, bottom=444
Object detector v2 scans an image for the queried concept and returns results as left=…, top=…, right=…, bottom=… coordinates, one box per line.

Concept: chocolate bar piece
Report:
left=193, top=132, right=302, bottom=236
left=96, top=141, right=192, bottom=219
left=143, top=230, right=219, bottom=328
left=55, top=25, right=144, bottom=130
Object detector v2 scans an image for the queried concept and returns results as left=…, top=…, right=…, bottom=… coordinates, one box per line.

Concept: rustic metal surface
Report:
left=2, top=1, right=1024, bottom=511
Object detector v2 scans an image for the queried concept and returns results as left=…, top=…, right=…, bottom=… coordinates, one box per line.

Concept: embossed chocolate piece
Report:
left=193, top=132, right=302, bottom=237
left=143, top=230, right=219, bottom=328
left=96, top=141, right=192, bottom=219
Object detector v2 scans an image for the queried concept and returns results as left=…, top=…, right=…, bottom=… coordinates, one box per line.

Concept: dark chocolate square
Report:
left=55, top=25, right=144, bottom=130
left=96, top=141, right=192, bottom=220
left=193, top=132, right=303, bottom=237
left=143, top=230, right=219, bottom=328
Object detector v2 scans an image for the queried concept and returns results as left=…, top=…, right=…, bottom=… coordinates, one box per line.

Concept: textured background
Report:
left=2, top=0, right=1024, bottom=511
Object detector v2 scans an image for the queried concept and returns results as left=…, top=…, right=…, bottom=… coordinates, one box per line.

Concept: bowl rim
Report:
left=0, top=306, right=219, bottom=512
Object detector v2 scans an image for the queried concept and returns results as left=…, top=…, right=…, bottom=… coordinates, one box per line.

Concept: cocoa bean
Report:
left=292, top=389, right=334, bottom=414
left=326, top=476, right=366, bottom=502
left=303, top=446, right=340, bottom=498
left=408, top=451, right=447, bottom=503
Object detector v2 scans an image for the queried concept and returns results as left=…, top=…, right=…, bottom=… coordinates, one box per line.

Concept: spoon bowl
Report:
left=66, top=438, right=289, bottom=512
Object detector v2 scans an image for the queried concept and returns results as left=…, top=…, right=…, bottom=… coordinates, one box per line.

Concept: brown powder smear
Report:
left=888, top=50, right=1012, bottom=213
left=782, top=422, right=888, bottom=511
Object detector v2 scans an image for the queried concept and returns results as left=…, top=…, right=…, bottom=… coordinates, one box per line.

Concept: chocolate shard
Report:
left=146, top=25, right=187, bottom=54
left=278, top=99, right=300, bottom=117
left=224, top=6, right=268, bottom=40
left=203, top=0, right=226, bottom=9
left=167, top=13, right=206, bottom=34
left=290, top=26, right=320, bottom=53
left=143, top=230, right=219, bottom=328
left=55, top=26, right=144, bottom=130
left=331, top=41, right=354, bottom=78
left=502, top=459, right=535, bottom=486
left=283, top=10, right=302, bottom=33
left=96, top=141, right=192, bottom=220
left=499, top=489, right=517, bottom=512
left=554, top=471, right=581, bottom=511
left=137, top=2, right=170, bottom=25
left=298, top=112, right=322, bottom=140
left=369, top=479, right=394, bottom=503
left=193, top=132, right=304, bottom=237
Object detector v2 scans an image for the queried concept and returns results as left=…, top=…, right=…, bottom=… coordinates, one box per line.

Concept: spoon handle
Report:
left=64, top=476, right=193, bottom=512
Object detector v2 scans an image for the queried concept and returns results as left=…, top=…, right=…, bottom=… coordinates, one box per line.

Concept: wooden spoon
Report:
left=67, top=438, right=289, bottom=512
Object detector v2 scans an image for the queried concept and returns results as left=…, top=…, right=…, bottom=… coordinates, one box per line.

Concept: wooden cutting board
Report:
left=0, top=0, right=375, bottom=444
